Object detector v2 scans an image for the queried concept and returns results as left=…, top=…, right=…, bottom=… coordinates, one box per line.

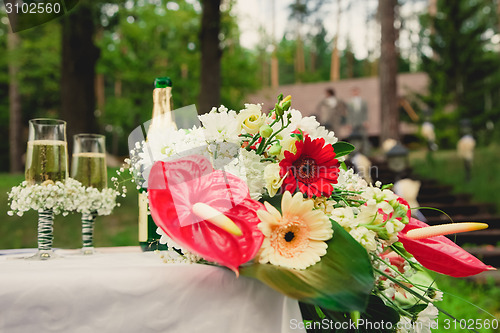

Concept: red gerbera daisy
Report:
left=279, top=135, right=340, bottom=197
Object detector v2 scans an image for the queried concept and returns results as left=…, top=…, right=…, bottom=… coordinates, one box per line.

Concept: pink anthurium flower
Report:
left=148, top=155, right=264, bottom=274
left=398, top=218, right=495, bottom=277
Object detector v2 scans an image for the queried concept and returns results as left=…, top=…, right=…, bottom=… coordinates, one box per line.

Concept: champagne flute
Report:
left=25, top=118, right=68, bottom=260
left=71, top=134, right=107, bottom=255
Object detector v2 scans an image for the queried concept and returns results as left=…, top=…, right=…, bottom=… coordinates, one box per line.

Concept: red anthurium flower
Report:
left=279, top=135, right=339, bottom=197
left=148, top=155, right=264, bottom=274
left=398, top=218, right=495, bottom=277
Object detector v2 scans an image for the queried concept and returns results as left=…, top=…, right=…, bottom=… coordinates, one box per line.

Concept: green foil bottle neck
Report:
left=154, top=77, right=172, bottom=88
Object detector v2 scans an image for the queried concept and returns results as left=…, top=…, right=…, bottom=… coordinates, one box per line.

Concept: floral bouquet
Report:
left=128, top=95, right=494, bottom=332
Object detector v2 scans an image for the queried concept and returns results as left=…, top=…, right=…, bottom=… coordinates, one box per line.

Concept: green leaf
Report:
left=359, top=295, right=400, bottom=329
left=321, top=295, right=400, bottom=333
left=240, top=221, right=374, bottom=312
left=332, top=141, right=355, bottom=158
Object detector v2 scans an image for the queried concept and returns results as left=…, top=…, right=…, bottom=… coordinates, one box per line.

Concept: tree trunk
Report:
left=379, top=0, right=400, bottom=143
left=8, top=13, right=23, bottom=173
left=330, top=37, right=340, bottom=81
left=61, top=1, right=100, bottom=154
left=95, top=74, right=105, bottom=113
left=198, top=0, right=222, bottom=115
left=295, top=36, right=305, bottom=81
left=330, top=0, right=342, bottom=81
left=271, top=53, right=279, bottom=88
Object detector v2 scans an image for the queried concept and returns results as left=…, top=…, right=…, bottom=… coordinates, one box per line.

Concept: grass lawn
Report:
left=410, top=144, right=500, bottom=213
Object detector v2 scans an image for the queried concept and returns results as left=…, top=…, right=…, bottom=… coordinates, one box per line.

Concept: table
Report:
left=0, top=247, right=305, bottom=333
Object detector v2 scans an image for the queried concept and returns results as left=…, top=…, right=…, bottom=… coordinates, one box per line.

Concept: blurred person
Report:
left=347, top=87, right=369, bottom=154
left=351, top=152, right=372, bottom=184
left=457, top=134, right=475, bottom=182
left=394, top=178, right=426, bottom=221
left=316, top=88, right=343, bottom=136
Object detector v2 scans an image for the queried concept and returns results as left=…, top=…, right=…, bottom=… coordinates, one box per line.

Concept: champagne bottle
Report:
left=139, top=77, right=174, bottom=251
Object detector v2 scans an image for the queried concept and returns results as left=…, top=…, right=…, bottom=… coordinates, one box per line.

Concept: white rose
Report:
left=263, top=163, right=284, bottom=197
left=237, top=104, right=265, bottom=134
left=278, top=136, right=298, bottom=160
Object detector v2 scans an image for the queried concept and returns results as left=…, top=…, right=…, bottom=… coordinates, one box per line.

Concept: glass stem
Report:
left=38, top=208, right=54, bottom=252
left=82, top=211, right=97, bottom=249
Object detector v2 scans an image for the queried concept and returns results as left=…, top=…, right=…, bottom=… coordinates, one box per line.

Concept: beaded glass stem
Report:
left=37, top=208, right=55, bottom=259
left=25, top=119, right=67, bottom=260
left=82, top=211, right=97, bottom=255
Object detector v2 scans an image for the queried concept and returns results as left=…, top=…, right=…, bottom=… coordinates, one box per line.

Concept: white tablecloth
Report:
left=0, top=247, right=305, bottom=333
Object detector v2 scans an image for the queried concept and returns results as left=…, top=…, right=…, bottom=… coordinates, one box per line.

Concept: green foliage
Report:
left=332, top=141, right=355, bottom=158
left=0, top=0, right=262, bottom=161
left=0, top=12, right=61, bottom=171
left=241, top=220, right=374, bottom=312
left=420, top=0, right=500, bottom=147
left=96, top=0, right=260, bottom=152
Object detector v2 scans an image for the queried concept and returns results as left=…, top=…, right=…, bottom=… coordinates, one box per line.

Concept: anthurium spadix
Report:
left=398, top=218, right=495, bottom=277
left=147, top=155, right=264, bottom=274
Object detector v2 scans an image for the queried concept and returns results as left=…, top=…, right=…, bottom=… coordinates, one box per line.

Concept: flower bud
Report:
left=281, top=100, right=291, bottom=111
left=268, top=143, right=282, bottom=156
left=275, top=103, right=284, bottom=117
left=259, top=124, right=273, bottom=138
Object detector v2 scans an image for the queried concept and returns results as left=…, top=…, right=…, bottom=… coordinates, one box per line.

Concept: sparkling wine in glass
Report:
left=71, top=134, right=107, bottom=254
left=25, top=118, right=68, bottom=260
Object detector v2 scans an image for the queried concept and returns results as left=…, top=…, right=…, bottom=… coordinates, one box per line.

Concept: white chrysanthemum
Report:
left=221, top=148, right=268, bottom=200
left=238, top=149, right=268, bottom=200
left=256, top=191, right=333, bottom=270
left=281, top=109, right=338, bottom=145
left=199, top=106, right=240, bottom=143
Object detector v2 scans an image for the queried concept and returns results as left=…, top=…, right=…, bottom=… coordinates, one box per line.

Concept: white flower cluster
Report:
left=76, top=187, right=120, bottom=216
left=7, top=178, right=119, bottom=217
left=397, top=303, right=439, bottom=333
left=329, top=176, right=409, bottom=252
left=157, top=227, right=202, bottom=264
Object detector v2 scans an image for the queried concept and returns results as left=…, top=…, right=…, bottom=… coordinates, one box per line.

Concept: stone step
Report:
left=417, top=184, right=454, bottom=196
left=419, top=203, right=496, bottom=218
left=463, top=246, right=500, bottom=267
left=448, top=229, right=500, bottom=246
left=424, top=214, right=500, bottom=227
left=466, top=270, right=500, bottom=284
left=417, top=193, right=472, bottom=205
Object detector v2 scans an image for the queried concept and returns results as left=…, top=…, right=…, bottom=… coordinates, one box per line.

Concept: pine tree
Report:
left=421, top=0, right=500, bottom=144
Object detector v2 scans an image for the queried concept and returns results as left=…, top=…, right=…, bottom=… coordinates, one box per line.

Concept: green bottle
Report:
left=138, top=77, right=175, bottom=251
